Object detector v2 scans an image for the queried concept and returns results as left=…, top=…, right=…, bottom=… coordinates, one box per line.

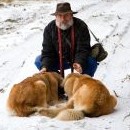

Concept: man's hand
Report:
left=73, top=63, right=82, bottom=73
left=40, top=67, right=47, bottom=73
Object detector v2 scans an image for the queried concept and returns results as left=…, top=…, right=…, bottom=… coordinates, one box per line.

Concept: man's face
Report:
left=55, top=13, right=73, bottom=30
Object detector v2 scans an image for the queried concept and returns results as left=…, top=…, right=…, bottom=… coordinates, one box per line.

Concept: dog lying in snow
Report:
left=7, top=72, right=63, bottom=117
left=38, top=73, right=117, bottom=121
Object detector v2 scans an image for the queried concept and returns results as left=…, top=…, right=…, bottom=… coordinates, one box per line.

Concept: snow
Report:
left=0, top=0, right=130, bottom=129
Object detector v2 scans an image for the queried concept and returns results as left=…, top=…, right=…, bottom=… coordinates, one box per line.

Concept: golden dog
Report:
left=7, top=72, right=63, bottom=117
left=39, top=73, right=117, bottom=120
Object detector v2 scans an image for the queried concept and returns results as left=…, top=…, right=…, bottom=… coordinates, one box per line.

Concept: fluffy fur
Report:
left=7, top=72, right=63, bottom=117
left=39, top=73, right=117, bottom=121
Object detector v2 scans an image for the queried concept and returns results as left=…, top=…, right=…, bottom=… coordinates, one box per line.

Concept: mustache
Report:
left=56, top=19, right=73, bottom=30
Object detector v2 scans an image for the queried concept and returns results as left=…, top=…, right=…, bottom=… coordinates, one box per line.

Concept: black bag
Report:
left=90, top=43, right=108, bottom=62
left=88, top=27, right=108, bottom=62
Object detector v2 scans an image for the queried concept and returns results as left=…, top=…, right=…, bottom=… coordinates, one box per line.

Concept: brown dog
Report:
left=7, top=72, right=63, bottom=117
left=39, top=73, right=117, bottom=120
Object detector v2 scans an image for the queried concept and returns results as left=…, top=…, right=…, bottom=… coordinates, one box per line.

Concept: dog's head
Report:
left=50, top=72, right=63, bottom=87
left=61, top=73, right=80, bottom=87
left=61, top=73, right=81, bottom=98
left=33, top=72, right=63, bottom=85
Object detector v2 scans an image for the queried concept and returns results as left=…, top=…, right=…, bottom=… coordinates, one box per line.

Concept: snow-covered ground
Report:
left=0, top=0, right=130, bottom=129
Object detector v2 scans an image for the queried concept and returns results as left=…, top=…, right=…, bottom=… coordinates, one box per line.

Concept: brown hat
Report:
left=51, top=2, right=78, bottom=15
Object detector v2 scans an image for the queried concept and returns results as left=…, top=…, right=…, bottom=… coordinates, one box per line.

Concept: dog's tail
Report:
left=38, top=107, right=64, bottom=118
left=38, top=107, right=85, bottom=121
left=55, top=109, right=85, bottom=121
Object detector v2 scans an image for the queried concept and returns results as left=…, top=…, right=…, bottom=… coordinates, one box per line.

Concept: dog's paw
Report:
left=38, top=108, right=56, bottom=118
left=55, top=102, right=67, bottom=108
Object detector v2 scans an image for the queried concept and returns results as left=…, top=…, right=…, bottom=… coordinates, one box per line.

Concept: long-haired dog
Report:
left=38, top=73, right=117, bottom=120
left=7, top=72, right=63, bottom=117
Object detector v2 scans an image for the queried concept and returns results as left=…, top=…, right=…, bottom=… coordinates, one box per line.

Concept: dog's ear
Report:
left=83, top=74, right=92, bottom=78
left=61, top=73, right=79, bottom=88
left=60, top=73, right=72, bottom=88
left=61, top=78, right=66, bottom=88
left=51, top=72, right=63, bottom=86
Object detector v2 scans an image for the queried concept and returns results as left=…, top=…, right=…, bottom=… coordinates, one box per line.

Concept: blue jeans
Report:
left=34, top=55, right=99, bottom=77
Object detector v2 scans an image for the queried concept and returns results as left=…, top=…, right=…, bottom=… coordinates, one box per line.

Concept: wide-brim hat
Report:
left=51, top=2, right=78, bottom=15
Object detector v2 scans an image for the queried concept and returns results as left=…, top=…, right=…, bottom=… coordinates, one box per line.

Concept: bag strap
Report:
left=88, top=27, right=108, bottom=62
left=88, top=27, right=102, bottom=45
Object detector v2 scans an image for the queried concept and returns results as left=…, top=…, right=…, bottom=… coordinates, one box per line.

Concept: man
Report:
left=35, top=2, right=98, bottom=77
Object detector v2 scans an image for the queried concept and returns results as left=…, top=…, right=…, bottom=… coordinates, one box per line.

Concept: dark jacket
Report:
left=41, top=17, right=91, bottom=71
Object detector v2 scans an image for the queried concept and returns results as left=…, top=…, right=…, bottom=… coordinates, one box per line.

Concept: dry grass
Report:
left=1, top=0, right=14, bottom=3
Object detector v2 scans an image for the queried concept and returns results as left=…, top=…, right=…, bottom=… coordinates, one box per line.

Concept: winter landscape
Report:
left=0, top=0, right=130, bottom=129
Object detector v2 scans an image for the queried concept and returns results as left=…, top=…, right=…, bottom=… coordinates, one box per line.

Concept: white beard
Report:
left=56, top=19, right=73, bottom=30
